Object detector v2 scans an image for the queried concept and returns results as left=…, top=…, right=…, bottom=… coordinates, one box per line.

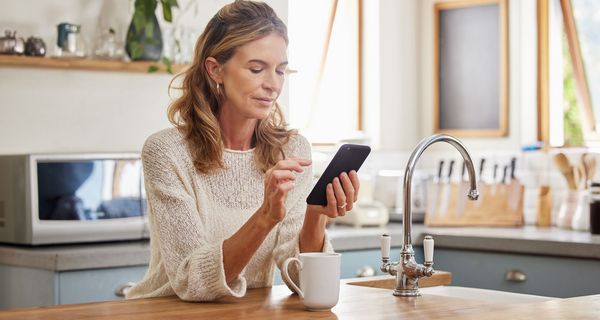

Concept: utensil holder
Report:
left=425, top=180, right=524, bottom=227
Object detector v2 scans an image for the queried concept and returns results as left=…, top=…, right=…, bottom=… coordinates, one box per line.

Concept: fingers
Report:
left=271, top=170, right=296, bottom=182
left=273, top=158, right=311, bottom=173
left=348, top=170, right=360, bottom=202
left=324, top=183, right=339, bottom=218
left=274, top=180, right=295, bottom=196
left=288, top=157, right=312, bottom=167
left=333, top=177, right=347, bottom=215
left=339, top=172, right=355, bottom=211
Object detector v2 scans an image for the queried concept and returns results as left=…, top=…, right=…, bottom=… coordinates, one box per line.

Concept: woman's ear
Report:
left=205, top=57, right=223, bottom=84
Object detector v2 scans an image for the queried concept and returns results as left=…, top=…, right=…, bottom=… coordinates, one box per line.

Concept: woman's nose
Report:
left=262, top=71, right=281, bottom=92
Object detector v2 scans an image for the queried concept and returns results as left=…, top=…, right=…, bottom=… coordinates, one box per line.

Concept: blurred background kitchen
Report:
left=1, top=0, right=600, bottom=310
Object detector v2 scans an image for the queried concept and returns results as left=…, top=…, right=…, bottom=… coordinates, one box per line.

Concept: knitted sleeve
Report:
left=142, top=135, right=246, bottom=301
left=272, top=135, right=335, bottom=293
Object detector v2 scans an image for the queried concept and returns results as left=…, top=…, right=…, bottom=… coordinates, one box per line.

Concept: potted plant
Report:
left=125, top=0, right=178, bottom=62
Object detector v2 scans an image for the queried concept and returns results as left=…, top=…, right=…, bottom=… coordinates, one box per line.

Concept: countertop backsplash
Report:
left=318, top=145, right=600, bottom=227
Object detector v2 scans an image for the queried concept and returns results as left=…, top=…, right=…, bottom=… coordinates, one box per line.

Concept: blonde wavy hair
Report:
left=168, top=0, right=295, bottom=174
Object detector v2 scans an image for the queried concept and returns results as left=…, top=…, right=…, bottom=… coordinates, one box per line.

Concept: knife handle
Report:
left=510, top=157, right=517, bottom=179
left=437, top=160, right=445, bottom=181
left=493, top=163, right=499, bottom=182
left=447, top=160, right=455, bottom=181
left=479, top=158, right=486, bottom=180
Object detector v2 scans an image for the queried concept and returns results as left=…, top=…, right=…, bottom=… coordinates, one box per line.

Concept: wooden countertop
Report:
left=0, top=272, right=598, bottom=319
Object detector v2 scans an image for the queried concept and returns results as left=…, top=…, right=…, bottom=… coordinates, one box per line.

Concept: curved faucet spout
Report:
left=403, top=134, right=479, bottom=247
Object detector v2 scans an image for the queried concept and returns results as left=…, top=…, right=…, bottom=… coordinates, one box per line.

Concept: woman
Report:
left=126, top=0, right=360, bottom=302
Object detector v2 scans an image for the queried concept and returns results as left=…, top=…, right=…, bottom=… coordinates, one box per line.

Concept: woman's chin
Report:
left=251, top=108, right=273, bottom=120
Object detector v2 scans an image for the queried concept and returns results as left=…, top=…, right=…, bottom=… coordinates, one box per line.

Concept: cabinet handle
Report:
left=504, top=270, right=527, bottom=283
left=356, top=266, right=375, bottom=278
left=114, top=282, right=136, bottom=297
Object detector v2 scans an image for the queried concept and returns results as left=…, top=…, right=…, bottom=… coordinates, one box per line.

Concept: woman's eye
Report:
left=250, top=68, right=262, bottom=74
left=276, top=70, right=285, bottom=76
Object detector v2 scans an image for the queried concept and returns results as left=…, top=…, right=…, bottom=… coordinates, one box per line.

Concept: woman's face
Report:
left=216, top=33, right=288, bottom=120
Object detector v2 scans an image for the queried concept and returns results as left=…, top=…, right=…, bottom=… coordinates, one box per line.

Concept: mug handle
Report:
left=282, top=257, right=304, bottom=299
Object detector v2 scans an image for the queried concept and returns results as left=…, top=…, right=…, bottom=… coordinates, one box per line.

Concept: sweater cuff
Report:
left=215, top=241, right=247, bottom=298
left=186, top=241, right=246, bottom=300
left=321, top=231, right=335, bottom=253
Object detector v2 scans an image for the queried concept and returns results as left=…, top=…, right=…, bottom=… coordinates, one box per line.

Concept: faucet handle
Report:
left=381, top=234, right=391, bottom=261
left=423, top=235, right=434, bottom=264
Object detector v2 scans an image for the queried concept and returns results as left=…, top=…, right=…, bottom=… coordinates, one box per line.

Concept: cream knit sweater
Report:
left=126, top=128, right=334, bottom=301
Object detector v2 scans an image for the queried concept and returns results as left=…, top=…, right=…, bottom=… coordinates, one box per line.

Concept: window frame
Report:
left=286, top=0, right=363, bottom=146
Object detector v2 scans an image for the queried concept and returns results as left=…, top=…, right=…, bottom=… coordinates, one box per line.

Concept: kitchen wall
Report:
left=0, top=0, right=288, bottom=155
left=1, top=0, right=539, bottom=160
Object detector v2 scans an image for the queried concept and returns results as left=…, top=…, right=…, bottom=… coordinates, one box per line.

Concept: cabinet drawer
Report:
left=59, top=266, right=147, bottom=304
left=434, top=248, right=600, bottom=298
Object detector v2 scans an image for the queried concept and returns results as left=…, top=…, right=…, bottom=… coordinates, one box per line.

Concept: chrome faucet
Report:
left=380, top=134, right=479, bottom=297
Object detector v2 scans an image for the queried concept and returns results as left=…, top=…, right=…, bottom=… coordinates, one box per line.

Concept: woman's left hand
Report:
left=306, top=170, right=360, bottom=218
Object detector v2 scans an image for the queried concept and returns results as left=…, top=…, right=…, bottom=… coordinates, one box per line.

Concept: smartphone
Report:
left=306, top=144, right=371, bottom=206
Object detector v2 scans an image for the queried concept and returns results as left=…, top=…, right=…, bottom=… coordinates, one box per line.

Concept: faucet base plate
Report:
left=393, top=289, right=420, bottom=297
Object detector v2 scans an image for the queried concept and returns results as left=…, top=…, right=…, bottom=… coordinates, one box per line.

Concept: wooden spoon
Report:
left=578, top=162, right=588, bottom=188
left=581, top=153, right=589, bottom=184
left=553, top=153, right=576, bottom=189
left=583, top=153, right=596, bottom=182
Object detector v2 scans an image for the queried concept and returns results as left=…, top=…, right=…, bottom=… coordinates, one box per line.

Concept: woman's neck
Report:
left=218, top=108, right=257, bottom=151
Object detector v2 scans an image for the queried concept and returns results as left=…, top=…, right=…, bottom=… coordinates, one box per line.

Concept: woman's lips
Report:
left=254, top=97, right=274, bottom=106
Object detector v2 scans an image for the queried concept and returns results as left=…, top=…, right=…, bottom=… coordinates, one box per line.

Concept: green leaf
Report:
left=134, top=0, right=155, bottom=20
left=148, top=65, right=159, bottom=73
left=162, top=0, right=179, bottom=9
left=161, top=0, right=173, bottom=22
left=161, top=57, right=174, bottom=74
left=144, top=22, right=154, bottom=40
left=145, top=0, right=157, bottom=20
left=130, top=41, right=143, bottom=59
left=145, top=37, right=160, bottom=45
left=133, top=11, right=147, bottom=33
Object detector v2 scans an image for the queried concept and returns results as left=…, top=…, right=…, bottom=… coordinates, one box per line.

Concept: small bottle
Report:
left=536, top=185, right=552, bottom=227
left=589, top=182, right=600, bottom=235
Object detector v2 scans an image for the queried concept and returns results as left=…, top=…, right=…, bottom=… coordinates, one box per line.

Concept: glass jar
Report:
left=589, top=182, right=600, bottom=234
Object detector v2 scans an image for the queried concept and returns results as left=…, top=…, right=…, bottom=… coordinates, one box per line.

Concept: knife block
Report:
left=424, top=180, right=524, bottom=227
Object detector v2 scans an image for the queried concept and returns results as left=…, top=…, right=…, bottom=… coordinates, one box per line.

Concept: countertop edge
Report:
left=2, top=224, right=600, bottom=271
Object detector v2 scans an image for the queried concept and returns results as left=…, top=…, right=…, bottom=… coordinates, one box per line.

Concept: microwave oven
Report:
left=0, top=153, right=149, bottom=245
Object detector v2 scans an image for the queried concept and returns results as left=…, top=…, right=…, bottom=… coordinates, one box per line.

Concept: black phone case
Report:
left=306, top=144, right=371, bottom=206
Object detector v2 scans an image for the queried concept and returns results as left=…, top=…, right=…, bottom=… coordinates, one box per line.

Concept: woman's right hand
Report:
left=260, top=158, right=312, bottom=224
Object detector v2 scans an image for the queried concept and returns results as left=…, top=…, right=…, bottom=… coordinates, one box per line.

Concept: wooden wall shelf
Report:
left=0, top=55, right=187, bottom=74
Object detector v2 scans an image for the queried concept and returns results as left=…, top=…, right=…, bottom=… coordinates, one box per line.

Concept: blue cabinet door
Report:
left=59, top=266, right=148, bottom=304
left=434, top=248, right=600, bottom=298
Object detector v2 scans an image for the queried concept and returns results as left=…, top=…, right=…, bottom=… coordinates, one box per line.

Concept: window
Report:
left=540, top=0, right=600, bottom=146
left=287, top=0, right=362, bottom=145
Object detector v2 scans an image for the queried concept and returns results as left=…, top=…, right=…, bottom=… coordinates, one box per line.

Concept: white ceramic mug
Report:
left=282, top=252, right=341, bottom=311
